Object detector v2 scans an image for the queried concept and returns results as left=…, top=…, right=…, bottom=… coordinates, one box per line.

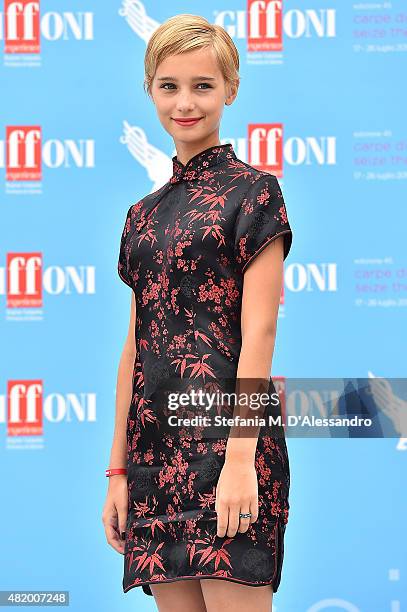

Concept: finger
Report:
left=118, top=507, right=128, bottom=541
left=237, top=505, right=251, bottom=533
left=103, top=508, right=126, bottom=555
left=216, top=502, right=228, bottom=538
left=226, top=505, right=239, bottom=538
left=104, top=522, right=125, bottom=554
left=249, top=496, right=259, bottom=524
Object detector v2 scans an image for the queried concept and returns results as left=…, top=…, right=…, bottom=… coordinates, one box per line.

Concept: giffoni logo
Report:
left=1, top=0, right=94, bottom=52
left=3, top=253, right=96, bottom=308
left=216, top=1, right=336, bottom=49
left=1, top=126, right=95, bottom=180
left=1, top=380, right=97, bottom=437
left=248, top=124, right=337, bottom=176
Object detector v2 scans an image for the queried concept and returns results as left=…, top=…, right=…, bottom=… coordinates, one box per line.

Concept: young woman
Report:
left=102, top=14, right=293, bottom=612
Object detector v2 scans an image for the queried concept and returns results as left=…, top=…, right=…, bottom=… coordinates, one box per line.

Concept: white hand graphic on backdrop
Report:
left=120, top=121, right=172, bottom=192
left=367, top=371, right=407, bottom=451
left=118, top=0, right=160, bottom=42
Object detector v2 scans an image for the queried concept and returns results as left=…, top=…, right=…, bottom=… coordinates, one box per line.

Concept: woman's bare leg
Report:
left=200, top=579, right=273, bottom=612
left=150, top=579, right=207, bottom=612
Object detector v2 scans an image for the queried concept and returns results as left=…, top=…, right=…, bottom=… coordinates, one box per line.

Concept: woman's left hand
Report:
left=215, top=456, right=259, bottom=538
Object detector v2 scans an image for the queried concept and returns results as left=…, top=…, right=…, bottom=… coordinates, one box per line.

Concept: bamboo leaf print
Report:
left=139, top=407, right=157, bottom=427
left=134, top=552, right=148, bottom=572
left=146, top=518, right=166, bottom=537
left=194, top=330, right=213, bottom=346
left=186, top=354, right=217, bottom=381
left=196, top=546, right=214, bottom=565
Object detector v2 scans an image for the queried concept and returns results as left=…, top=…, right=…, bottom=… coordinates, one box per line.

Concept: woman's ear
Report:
left=225, top=80, right=239, bottom=106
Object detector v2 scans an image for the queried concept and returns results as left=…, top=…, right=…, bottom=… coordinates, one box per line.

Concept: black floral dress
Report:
left=117, top=143, right=293, bottom=596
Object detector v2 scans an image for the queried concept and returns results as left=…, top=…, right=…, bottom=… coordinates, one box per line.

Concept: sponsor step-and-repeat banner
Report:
left=1, top=1, right=406, bottom=611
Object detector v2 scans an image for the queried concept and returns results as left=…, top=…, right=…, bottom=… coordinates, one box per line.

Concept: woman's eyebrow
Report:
left=156, top=76, right=217, bottom=81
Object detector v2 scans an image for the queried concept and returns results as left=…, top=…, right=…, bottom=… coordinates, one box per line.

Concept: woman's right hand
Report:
left=101, top=475, right=128, bottom=555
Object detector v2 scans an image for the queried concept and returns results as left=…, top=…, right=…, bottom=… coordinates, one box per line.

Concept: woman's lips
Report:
left=173, top=118, right=203, bottom=127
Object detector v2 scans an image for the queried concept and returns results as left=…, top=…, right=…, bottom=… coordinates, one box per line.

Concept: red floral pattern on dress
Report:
left=117, top=144, right=293, bottom=597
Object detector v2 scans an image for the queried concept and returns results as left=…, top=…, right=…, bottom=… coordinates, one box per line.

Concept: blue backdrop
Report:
left=1, top=1, right=405, bottom=610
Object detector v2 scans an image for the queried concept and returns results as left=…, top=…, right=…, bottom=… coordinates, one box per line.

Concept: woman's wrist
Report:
left=105, top=467, right=127, bottom=477
left=225, top=438, right=257, bottom=464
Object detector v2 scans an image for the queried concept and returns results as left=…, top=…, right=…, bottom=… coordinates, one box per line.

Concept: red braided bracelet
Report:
left=105, top=468, right=127, bottom=477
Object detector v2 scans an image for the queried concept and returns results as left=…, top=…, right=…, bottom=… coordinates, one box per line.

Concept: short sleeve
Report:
left=233, top=173, right=293, bottom=274
left=117, top=205, right=133, bottom=287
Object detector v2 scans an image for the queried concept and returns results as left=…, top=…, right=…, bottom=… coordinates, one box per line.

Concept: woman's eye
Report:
left=159, top=83, right=212, bottom=90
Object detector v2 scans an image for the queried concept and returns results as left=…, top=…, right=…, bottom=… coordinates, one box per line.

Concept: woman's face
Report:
left=150, top=46, right=236, bottom=146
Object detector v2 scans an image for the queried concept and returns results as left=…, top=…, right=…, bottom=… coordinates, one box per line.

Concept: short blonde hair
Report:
left=144, top=14, right=240, bottom=97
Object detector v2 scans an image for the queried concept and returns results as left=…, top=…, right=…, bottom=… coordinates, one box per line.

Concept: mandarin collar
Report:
left=170, top=143, right=236, bottom=184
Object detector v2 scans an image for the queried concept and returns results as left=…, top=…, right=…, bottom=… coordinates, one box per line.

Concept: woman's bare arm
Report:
left=216, top=236, right=285, bottom=538
left=102, top=291, right=136, bottom=554
left=225, top=235, right=285, bottom=463
left=108, top=291, right=137, bottom=469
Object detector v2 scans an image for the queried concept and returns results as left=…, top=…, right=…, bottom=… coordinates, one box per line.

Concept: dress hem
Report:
left=123, top=573, right=280, bottom=596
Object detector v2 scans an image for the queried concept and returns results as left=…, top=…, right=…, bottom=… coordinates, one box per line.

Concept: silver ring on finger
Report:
left=239, top=512, right=252, bottom=519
